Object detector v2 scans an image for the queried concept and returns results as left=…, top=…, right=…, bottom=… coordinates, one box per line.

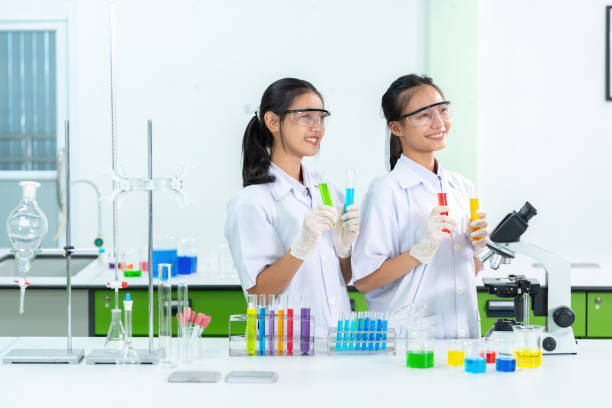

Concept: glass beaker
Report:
left=495, top=338, right=516, bottom=372
left=406, top=326, right=435, bottom=368
left=513, top=325, right=543, bottom=368
left=122, top=250, right=141, bottom=278
left=153, top=235, right=177, bottom=278
left=485, top=337, right=497, bottom=364
left=447, top=339, right=465, bottom=366
left=178, top=238, right=198, bottom=275
left=104, top=308, right=126, bottom=353
left=464, top=339, right=486, bottom=373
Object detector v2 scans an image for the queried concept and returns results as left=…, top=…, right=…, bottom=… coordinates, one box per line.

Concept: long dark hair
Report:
left=242, top=78, right=323, bottom=187
left=381, top=74, right=444, bottom=170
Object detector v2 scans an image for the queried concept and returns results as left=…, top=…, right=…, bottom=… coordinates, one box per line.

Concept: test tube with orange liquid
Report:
left=470, top=198, right=482, bottom=241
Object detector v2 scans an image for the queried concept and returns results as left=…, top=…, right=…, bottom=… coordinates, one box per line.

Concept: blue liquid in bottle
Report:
left=465, top=357, right=487, bottom=374
left=152, top=249, right=177, bottom=278
left=496, top=357, right=516, bottom=372
left=177, top=255, right=197, bottom=275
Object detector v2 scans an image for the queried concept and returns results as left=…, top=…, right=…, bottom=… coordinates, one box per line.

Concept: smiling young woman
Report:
left=224, top=78, right=360, bottom=336
left=351, top=74, right=489, bottom=339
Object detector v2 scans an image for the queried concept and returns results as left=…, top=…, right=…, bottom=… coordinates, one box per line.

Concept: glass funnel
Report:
left=6, top=181, right=48, bottom=277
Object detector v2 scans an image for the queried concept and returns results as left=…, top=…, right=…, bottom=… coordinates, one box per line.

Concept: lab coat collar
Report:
left=268, top=162, right=312, bottom=201
left=393, top=154, right=456, bottom=193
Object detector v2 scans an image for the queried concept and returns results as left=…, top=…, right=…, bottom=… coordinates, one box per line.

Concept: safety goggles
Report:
left=395, top=101, right=451, bottom=127
left=284, top=109, right=331, bottom=129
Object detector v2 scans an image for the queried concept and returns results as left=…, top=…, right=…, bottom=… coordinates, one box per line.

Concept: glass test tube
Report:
left=375, top=312, right=383, bottom=351
left=177, top=283, right=189, bottom=362
left=246, top=294, right=257, bottom=356
left=277, top=295, right=285, bottom=353
left=362, top=312, right=370, bottom=350
left=469, top=198, right=481, bottom=241
left=356, top=311, right=363, bottom=351
left=158, top=264, right=172, bottom=365
left=267, top=295, right=275, bottom=354
left=344, top=169, right=355, bottom=212
left=368, top=313, right=376, bottom=350
left=349, top=312, right=356, bottom=350
left=318, top=171, right=334, bottom=207
left=336, top=312, right=343, bottom=351
left=381, top=312, right=388, bottom=350
left=300, top=294, right=311, bottom=354
left=437, top=192, right=450, bottom=234
left=286, top=294, right=294, bottom=354
left=258, top=294, right=266, bottom=355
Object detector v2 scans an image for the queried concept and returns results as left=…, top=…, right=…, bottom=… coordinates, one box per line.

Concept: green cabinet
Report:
left=587, top=292, right=612, bottom=338
left=93, top=289, right=246, bottom=337
left=477, top=290, right=586, bottom=338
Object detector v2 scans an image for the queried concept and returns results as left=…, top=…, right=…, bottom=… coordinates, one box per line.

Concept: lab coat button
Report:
left=329, top=297, right=336, bottom=305
left=456, top=287, right=464, bottom=295
left=454, top=243, right=460, bottom=251
left=458, top=329, right=466, bottom=337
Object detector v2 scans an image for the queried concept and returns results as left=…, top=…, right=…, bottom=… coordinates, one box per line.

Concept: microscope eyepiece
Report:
left=518, top=202, right=537, bottom=222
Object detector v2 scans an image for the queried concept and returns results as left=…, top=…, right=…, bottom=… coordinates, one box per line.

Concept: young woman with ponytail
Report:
left=351, top=74, right=489, bottom=339
left=224, top=78, right=360, bottom=335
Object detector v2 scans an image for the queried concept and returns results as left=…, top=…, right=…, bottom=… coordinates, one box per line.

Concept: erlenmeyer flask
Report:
left=104, top=308, right=126, bottom=353
left=6, top=181, right=48, bottom=276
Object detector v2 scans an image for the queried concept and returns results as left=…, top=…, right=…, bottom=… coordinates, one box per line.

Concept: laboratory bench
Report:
left=1, top=253, right=612, bottom=338
left=0, top=336, right=609, bottom=407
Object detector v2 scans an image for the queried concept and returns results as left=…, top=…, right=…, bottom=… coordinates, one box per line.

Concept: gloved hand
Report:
left=333, top=204, right=360, bottom=259
left=468, top=209, right=489, bottom=256
left=409, top=206, right=456, bottom=264
left=290, top=206, right=337, bottom=261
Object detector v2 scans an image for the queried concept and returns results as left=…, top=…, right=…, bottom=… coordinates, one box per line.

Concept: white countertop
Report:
left=2, top=248, right=611, bottom=288
left=0, top=336, right=609, bottom=407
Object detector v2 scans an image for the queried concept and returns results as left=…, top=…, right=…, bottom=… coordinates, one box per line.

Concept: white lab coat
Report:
left=224, top=163, right=351, bottom=337
left=351, top=155, right=480, bottom=339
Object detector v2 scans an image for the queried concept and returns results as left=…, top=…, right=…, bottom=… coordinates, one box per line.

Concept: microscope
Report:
left=479, top=202, right=577, bottom=355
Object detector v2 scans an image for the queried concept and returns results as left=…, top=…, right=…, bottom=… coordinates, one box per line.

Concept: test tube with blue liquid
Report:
left=375, top=312, right=383, bottom=350
left=336, top=312, right=343, bottom=351
left=343, top=312, right=350, bottom=350
left=368, top=313, right=376, bottom=350
left=258, top=294, right=266, bottom=355
left=362, top=312, right=370, bottom=350
left=349, top=312, right=356, bottom=350
left=344, top=169, right=355, bottom=212
left=381, top=313, right=388, bottom=350
left=356, top=311, right=363, bottom=351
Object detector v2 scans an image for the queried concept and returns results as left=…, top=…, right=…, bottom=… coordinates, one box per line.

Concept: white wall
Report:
left=477, top=1, right=612, bottom=266
left=1, top=0, right=426, bottom=256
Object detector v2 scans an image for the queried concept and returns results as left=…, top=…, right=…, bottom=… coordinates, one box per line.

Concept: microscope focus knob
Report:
left=543, top=337, right=556, bottom=352
left=553, top=307, right=575, bottom=328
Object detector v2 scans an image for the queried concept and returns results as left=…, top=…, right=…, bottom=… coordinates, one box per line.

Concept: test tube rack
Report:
left=228, top=314, right=315, bottom=357
left=327, top=327, right=397, bottom=355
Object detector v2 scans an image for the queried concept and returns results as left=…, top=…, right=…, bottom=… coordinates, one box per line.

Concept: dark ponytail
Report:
left=381, top=74, right=444, bottom=170
left=242, top=78, right=323, bottom=187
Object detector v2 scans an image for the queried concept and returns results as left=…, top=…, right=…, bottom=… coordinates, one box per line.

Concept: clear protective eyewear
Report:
left=284, top=109, right=331, bottom=129
left=396, top=101, right=451, bottom=127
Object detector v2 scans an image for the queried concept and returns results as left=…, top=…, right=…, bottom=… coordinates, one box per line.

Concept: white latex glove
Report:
left=290, top=206, right=338, bottom=261
left=468, top=209, right=489, bottom=256
left=409, top=206, right=457, bottom=264
left=333, top=204, right=360, bottom=259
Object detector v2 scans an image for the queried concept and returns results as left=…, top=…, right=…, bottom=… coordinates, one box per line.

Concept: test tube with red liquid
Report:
left=437, top=193, right=450, bottom=234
